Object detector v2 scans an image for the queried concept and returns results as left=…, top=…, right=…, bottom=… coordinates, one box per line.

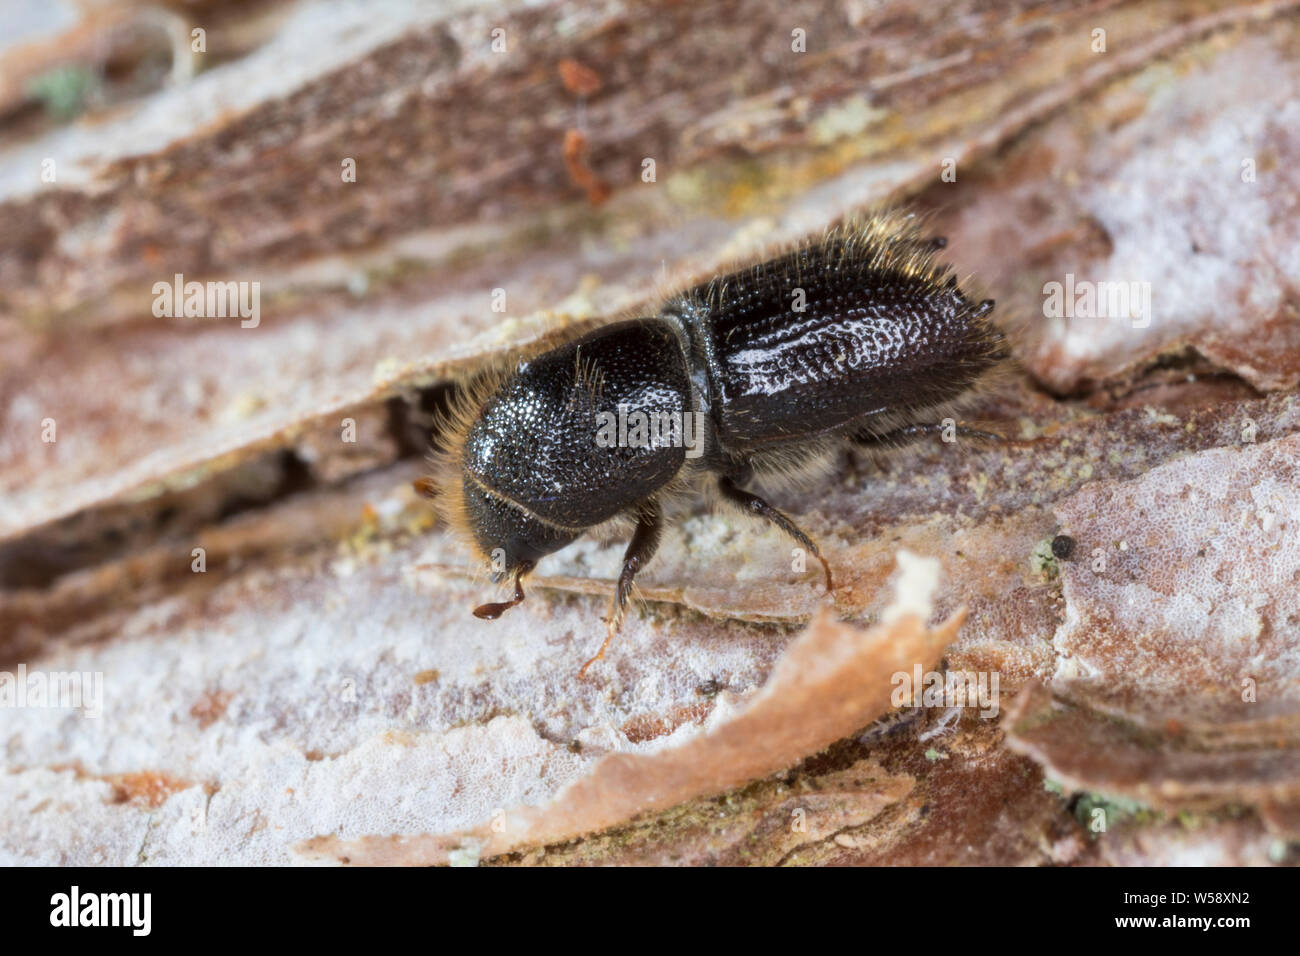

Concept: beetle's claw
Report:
left=817, top=554, right=834, bottom=594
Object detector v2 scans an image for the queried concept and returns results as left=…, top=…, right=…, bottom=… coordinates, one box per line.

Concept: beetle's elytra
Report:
left=429, top=213, right=1008, bottom=675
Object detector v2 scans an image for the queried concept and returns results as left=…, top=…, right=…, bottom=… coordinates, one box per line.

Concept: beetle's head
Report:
left=458, top=471, right=580, bottom=583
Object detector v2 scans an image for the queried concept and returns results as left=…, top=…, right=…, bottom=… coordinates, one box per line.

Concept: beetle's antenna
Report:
left=472, top=562, right=534, bottom=620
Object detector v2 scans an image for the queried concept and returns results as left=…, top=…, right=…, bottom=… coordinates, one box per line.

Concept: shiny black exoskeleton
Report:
left=437, top=217, right=1006, bottom=674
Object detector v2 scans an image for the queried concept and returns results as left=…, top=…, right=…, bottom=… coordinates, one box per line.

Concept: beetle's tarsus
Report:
left=577, top=618, right=618, bottom=681
left=815, top=553, right=834, bottom=593
left=577, top=502, right=663, bottom=679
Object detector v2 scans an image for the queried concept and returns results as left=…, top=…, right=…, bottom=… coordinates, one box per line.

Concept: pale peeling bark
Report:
left=1, top=0, right=1298, bottom=866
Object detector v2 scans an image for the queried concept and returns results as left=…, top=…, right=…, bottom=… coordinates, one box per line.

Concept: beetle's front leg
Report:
left=716, top=474, right=833, bottom=592
left=577, top=500, right=664, bottom=679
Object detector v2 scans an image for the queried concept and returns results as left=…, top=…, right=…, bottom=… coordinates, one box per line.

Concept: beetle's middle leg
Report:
left=716, top=475, right=833, bottom=592
left=577, top=500, right=663, bottom=679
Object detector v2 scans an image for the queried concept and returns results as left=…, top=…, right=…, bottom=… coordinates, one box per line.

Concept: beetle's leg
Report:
left=472, top=561, right=535, bottom=620
left=577, top=501, right=663, bottom=679
left=852, top=422, right=1005, bottom=449
left=716, top=476, right=833, bottom=592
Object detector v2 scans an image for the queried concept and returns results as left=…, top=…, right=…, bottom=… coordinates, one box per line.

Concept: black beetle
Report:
left=429, top=214, right=1007, bottom=675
